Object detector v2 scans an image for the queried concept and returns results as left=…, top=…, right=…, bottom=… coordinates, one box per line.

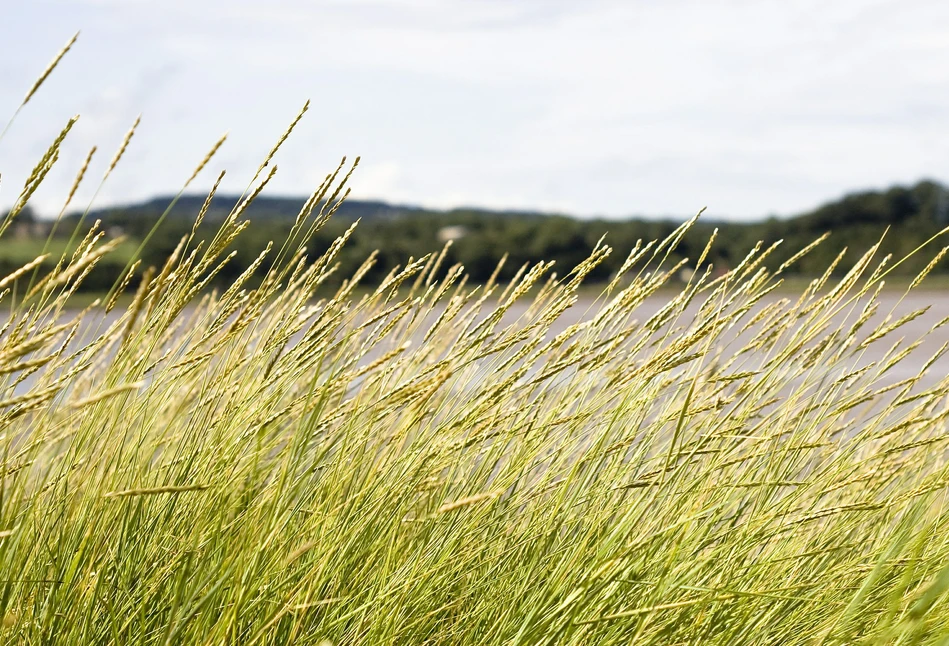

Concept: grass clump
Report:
left=3, top=38, right=949, bottom=645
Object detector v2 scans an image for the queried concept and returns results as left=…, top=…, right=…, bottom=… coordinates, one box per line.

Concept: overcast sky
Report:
left=2, top=0, right=949, bottom=220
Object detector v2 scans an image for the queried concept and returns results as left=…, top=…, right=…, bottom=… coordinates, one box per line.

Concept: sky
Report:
left=2, top=0, right=949, bottom=221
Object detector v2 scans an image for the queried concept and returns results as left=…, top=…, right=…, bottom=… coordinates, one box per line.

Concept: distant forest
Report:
left=5, top=180, right=949, bottom=293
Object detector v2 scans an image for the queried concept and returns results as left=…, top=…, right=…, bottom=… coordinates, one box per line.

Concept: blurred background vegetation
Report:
left=4, top=179, right=948, bottom=294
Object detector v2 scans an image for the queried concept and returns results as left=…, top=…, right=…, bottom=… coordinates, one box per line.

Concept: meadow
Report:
left=3, top=37, right=949, bottom=645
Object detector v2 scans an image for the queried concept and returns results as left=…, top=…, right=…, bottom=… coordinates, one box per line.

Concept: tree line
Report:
left=5, top=180, right=948, bottom=293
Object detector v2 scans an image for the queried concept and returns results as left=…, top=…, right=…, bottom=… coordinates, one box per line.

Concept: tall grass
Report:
left=3, top=39, right=949, bottom=644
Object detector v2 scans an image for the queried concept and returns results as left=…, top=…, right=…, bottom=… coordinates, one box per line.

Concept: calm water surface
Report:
left=19, top=290, right=949, bottom=395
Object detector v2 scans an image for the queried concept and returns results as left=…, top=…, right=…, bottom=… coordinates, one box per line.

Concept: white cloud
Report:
left=3, top=0, right=949, bottom=219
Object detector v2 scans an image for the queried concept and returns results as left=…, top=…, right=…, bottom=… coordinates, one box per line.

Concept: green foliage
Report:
left=0, top=236, right=139, bottom=293
left=49, top=180, right=949, bottom=294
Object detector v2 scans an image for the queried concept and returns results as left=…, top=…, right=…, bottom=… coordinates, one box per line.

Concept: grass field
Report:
left=0, top=236, right=140, bottom=266
left=3, top=37, right=949, bottom=645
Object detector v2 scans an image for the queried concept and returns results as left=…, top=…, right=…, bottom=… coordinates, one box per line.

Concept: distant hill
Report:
left=72, top=195, right=428, bottom=223
left=34, top=178, right=949, bottom=290
left=69, top=179, right=949, bottom=230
